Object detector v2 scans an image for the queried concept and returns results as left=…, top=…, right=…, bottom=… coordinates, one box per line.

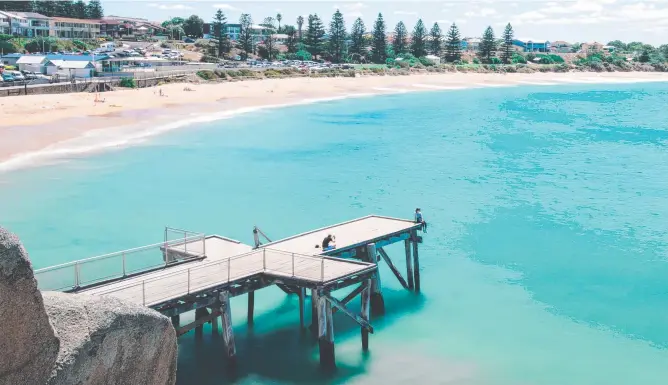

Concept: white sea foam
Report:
left=0, top=92, right=380, bottom=173
left=471, top=83, right=516, bottom=88
left=516, top=81, right=560, bottom=86
left=411, top=84, right=468, bottom=90
left=371, top=87, right=411, bottom=93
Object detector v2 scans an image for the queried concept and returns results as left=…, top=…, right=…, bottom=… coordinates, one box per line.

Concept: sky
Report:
left=102, top=0, right=668, bottom=45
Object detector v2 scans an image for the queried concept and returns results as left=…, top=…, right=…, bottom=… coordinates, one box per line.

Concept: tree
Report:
left=86, top=0, right=103, bottom=19
left=444, top=23, right=462, bottom=62
left=410, top=19, right=428, bottom=57
left=478, top=26, right=497, bottom=63
left=284, top=25, right=298, bottom=53
left=349, top=17, right=367, bottom=61
left=328, top=9, right=347, bottom=63
left=607, top=40, right=627, bottom=52
left=239, top=13, right=254, bottom=59
left=371, top=13, right=387, bottom=64
left=501, top=23, right=514, bottom=63
left=297, top=16, right=304, bottom=41
left=0, top=1, right=35, bottom=12
left=182, top=15, right=204, bottom=37
left=260, top=17, right=278, bottom=61
left=638, top=49, right=651, bottom=63
left=428, top=22, right=443, bottom=57
left=392, top=21, right=408, bottom=56
left=212, top=9, right=230, bottom=57
left=305, top=14, right=326, bottom=60
left=168, top=24, right=184, bottom=40
left=162, top=17, right=185, bottom=28
left=54, top=1, right=73, bottom=17
left=73, top=0, right=87, bottom=19
left=34, top=1, right=58, bottom=17
left=276, top=13, right=282, bottom=32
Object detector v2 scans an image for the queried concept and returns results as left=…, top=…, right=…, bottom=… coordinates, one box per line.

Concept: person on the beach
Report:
left=321, top=234, right=336, bottom=251
left=415, top=208, right=427, bottom=233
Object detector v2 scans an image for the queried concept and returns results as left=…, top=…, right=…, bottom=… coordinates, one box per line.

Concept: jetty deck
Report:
left=34, top=214, right=426, bottom=370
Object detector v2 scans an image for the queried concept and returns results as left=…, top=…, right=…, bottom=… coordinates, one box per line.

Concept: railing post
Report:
left=122, top=252, right=126, bottom=277
left=74, top=262, right=80, bottom=288
left=142, top=281, right=146, bottom=305
left=187, top=269, right=191, bottom=294
left=227, top=258, right=231, bottom=282
left=292, top=253, right=295, bottom=277
left=202, top=233, right=206, bottom=257
left=321, top=258, right=325, bottom=281
left=263, top=249, right=266, bottom=270
left=184, top=233, right=187, bottom=255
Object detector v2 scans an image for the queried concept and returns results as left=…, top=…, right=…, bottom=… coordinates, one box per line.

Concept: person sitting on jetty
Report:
left=321, top=234, right=336, bottom=251
left=415, top=208, right=427, bottom=233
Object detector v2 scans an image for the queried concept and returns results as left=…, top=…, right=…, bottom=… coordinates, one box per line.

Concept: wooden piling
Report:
left=170, top=314, right=180, bottom=329
left=211, top=309, right=219, bottom=335
left=194, top=307, right=209, bottom=338
left=299, top=287, right=306, bottom=331
left=411, top=231, right=421, bottom=292
left=317, top=291, right=335, bottom=370
left=366, top=243, right=385, bottom=316
left=220, top=292, right=237, bottom=361
left=405, top=239, right=414, bottom=290
left=361, top=279, right=371, bottom=351
left=248, top=291, right=255, bottom=328
left=310, top=289, right=319, bottom=336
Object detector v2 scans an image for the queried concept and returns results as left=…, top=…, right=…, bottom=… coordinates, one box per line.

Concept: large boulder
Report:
left=0, top=227, right=60, bottom=385
left=43, top=292, right=177, bottom=385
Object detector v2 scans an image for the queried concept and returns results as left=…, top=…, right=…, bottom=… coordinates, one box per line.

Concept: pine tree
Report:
left=429, top=22, right=443, bottom=56
left=86, top=0, right=104, bottom=19
left=35, top=1, right=58, bottom=17
left=212, top=9, right=230, bottom=57
left=56, top=1, right=74, bottom=17
left=284, top=25, right=297, bottom=53
left=501, top=23, right=514, bottom=63
left=392, top=21, right=408, bottom=55
left=239, top=13, right=254, bottom=59
left=73, top=0, right=86, bottom=19
left=410, top=19, right=427, bottom=57
left=349, top=17, right=367, bottom=61
left=444, top=23, right=462, bottom=62
left=478, top=26, right=497, bottom=63
left=370, top=13, right=387, bottom=64
left=260, top=17, right=277, bottom=61
left=0, top=1, right=33, bottom=12
left=305, top=14, right=326, bottom=60
left=328, top=9, right=346, bottom=63
left=296, top=16, right=304, bottom=41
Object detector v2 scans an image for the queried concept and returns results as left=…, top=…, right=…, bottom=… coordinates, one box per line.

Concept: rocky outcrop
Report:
left=0, top=227, right=60, bottom=385
left=43, top=292, right=177, bottom=385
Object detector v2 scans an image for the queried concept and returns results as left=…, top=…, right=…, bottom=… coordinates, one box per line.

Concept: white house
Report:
left=16, top=55, right=47, bottom=73
left=425, top=54, right=441, bottom=65
left=45, top=60, right=96, bottom=78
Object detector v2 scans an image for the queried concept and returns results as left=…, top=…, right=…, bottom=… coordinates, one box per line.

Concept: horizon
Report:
left=92, top=0, right=668, bottom=45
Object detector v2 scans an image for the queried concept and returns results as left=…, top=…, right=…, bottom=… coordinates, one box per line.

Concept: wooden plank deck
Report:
left=262, top=215, right=420, bottom=255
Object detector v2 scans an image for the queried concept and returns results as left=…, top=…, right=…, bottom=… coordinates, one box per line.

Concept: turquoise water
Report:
left=2, top=82, right=668, bottom=385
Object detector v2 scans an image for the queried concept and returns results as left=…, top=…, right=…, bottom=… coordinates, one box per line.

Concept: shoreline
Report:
left=2, top=71, right=668, bottom=173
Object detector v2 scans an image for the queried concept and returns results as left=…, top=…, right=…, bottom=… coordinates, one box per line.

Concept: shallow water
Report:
left=1, top=82, right=668, bottom=385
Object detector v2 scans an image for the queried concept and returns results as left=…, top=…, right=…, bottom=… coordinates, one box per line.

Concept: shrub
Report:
left=554, top=63, right=569, bottom=72
left=196, top=70, right=216, bottom=80
left=385, top=58, right=396, bottom=66
left=511, top=54, right=527, bottom=64
left=472, top=57, right=481, bottom=64
left=72, top=39, right=87, bottom=50
left=119, top=78, right=136, bottom=88
left=547, top=54, right=565, bottom=63
left=0, top=40, right=17, bottom=54
left=200, top=55, right=219, bottom=63
left=418, top=56, right=435, bottom=66
left=0, top=34, right=13, bottom=41
left=263, top=69, right=282, bottom=77
left=294, top=50, right=312, bottom=61
left=396, top=60, right=410, bottom=69
left=238, top=69, right=256, bottom=77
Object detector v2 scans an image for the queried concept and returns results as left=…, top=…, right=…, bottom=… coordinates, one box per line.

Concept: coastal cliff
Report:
left=0, top=227, right=178, bottom=385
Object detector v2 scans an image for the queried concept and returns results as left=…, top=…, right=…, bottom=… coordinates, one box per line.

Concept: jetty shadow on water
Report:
left=175, top=288, right=426, bottom=385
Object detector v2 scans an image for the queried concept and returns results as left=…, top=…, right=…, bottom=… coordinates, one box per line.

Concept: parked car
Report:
left=1, top=73, right=15, bottom=82
left=8, top=71, right=25, bottom=81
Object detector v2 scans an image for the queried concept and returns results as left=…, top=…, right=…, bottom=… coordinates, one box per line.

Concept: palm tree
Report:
left=297, top=15, right=304, bottom=40
left=277, top=13, right=282, bottom=32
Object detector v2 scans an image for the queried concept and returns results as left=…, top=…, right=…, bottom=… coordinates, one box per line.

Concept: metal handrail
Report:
left=35, top=233, right=205, bottom=274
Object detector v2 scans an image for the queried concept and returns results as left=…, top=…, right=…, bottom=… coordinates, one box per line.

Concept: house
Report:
left=100, top=19, right=122, bottom=38
left=425, top=54, right=441, bottom=64
left=45, top=59, right=96, bottom=78
left=0, top=11, right=29, bottom=37
left=0, top=12, right=10, bottom=35
left=14, top=12, right=51, bottom=37
left=551, top=40, right=572, bottom=53
left=270, top=34, right=289, bottom=45
left=0, top=53, right=23, bottom=66
left=50, top=17, right=101, bottom=39
left=513, top=38, right=551, bottom=52
left=580, top=42, right=604, bottom=55
left=16, top=55, right=47, bottom=73
left=462, top=38, right=481, bottom=52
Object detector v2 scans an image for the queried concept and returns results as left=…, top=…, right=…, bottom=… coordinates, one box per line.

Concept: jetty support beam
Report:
left=317, top=290, right=335, bottom=370
left=310, top=289, right=319, bottom=336
left=378, top=247, right=409, bottom=290
left=366, top=243, right=385, bottom=316
left=411, top=230, right=421, bottom=292
left=361, top=279, right=371, bottom=351
left=332, top=283, right=365, bottom=314
left=248, top=291, right=255, bottom=328
left=194, top=307, right=209, bottom=338
left=220, top=291, right=237, bottom=362
left=323, top=293, right=373, bottom=333
left=405, top=239, right=414, bottom=290
left=170, top=315, right=180, bottom=329
left=299, top=287, right=306, bottom=330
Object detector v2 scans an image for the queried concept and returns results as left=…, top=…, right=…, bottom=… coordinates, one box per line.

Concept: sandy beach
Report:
left=2, top=71, right=668, bottom=171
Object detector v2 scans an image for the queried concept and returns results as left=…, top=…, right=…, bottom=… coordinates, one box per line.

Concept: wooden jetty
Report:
left=34, top=215, right=425, bottom=370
